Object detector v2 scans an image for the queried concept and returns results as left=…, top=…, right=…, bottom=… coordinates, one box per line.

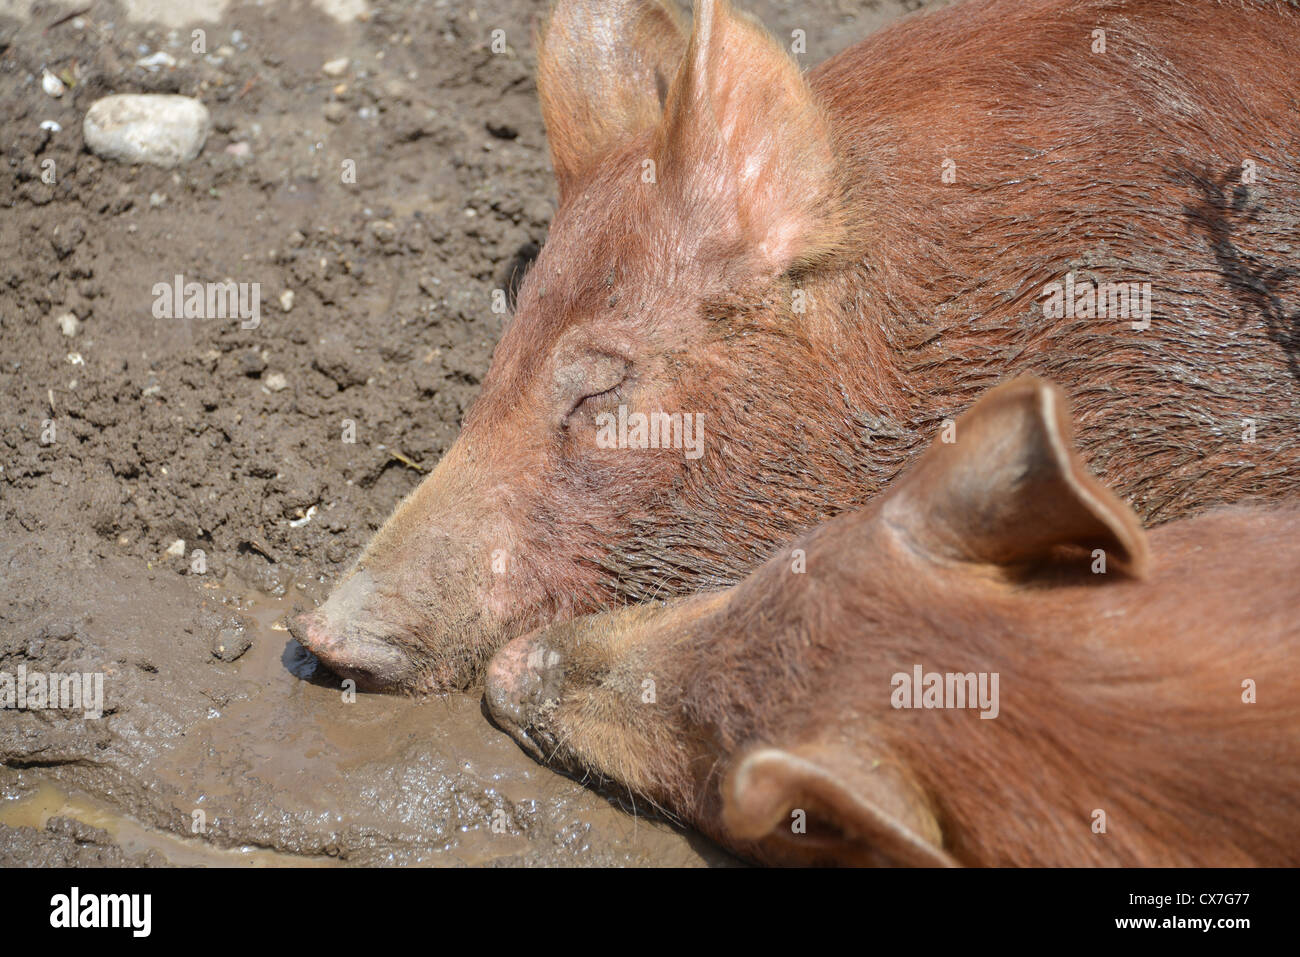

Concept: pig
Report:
left=296, top=0, right=1300, bottom=694
left=485, top=377, right=1300, bottom=867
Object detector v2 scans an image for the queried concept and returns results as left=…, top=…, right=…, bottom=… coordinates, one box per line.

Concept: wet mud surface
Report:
left=0, top=0, right=930, bottom=865
left=0, top=534, right=729, bottom=864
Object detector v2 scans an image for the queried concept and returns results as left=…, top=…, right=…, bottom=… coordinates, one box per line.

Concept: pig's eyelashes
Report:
left=577, top=383, right=623, bottom=410
left=565, top=379, right=628, bottom=426
left=556, top=351, right=631, bottom=429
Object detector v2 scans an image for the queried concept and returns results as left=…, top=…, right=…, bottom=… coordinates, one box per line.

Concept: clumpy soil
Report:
left=0, top=0, right=930, bottom=865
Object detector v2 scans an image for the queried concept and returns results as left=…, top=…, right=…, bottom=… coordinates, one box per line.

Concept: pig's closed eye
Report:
left=569, top=379, right=626, bottom=420
left=561, top=354, right=630, bottom=426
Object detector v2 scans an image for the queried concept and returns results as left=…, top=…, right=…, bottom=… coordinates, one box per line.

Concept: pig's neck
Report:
left=896, top=517, right=1300, bottom=865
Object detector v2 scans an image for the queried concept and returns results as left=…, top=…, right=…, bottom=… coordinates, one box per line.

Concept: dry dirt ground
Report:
left=0, top=0, right=938, bottom=866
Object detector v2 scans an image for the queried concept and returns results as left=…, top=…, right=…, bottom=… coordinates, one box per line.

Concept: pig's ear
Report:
left=884, top=377, right=1150, bottom=577
left=537, top=0, right=688, bottom=200
left=656, top=0, right=841, bottom=275
left=722, top=742, right=957, bottom=867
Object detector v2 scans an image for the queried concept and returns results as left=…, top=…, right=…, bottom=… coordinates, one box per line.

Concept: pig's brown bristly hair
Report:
left=881, top=515, right=1300, bottom=867
left=565, top=0, right=1300, bottom=611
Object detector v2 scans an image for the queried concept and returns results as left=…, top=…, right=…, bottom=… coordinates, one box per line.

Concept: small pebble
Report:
left=369, top=220, right=396, bottom=243
left=211, top=626, right=252, bottom=663
left=279, top=290, right=295, bottom=312
left=51, top=219, right=85, bottom=256
left=265, top=372, right=289, bottom=392
left=238, top=351, right=266, bottom=377
left=42, top=70, right=66, bottom=98
left=321, top=57, right=350, bottom=77
left=43, top=619, right=78, bottom=641
left=55, top=312, right=80, bottom=336
left=165, top=539, right=186, bottom=557
left=135, top=51, right=177, bottom=71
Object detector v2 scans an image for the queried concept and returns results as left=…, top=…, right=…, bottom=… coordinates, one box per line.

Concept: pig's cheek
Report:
left=482, top=569, right=518, bottom=620
left=480, top=535, right=542, bottom=621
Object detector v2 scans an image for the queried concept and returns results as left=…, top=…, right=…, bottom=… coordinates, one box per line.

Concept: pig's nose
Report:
left=485, top=636, right=537, bottom=730
left=292, top=611, right=336, bottom=659
left=288, top=577, right=414, bottom=691
left=485, top=635, right=564, bottom=734
left=290, top=570, right=375, bottom=660
left=291, top=609, right=342, bottom=661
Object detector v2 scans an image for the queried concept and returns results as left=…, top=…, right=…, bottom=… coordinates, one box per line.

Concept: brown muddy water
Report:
left=0, top=560, right=728, bottom=866
left=1, top=779, right=326, bottom=866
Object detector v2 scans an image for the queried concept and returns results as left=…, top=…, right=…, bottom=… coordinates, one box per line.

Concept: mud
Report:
left=0, top=0, right=930, bottom=865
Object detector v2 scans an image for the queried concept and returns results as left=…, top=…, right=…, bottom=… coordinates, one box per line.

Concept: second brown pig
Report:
left=486, top=378, right=1300, bottom=866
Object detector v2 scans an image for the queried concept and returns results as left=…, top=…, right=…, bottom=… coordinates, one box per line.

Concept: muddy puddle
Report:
left=0, top=778, right=326, bottom=867
left=0, top=547, right=727, bottom=866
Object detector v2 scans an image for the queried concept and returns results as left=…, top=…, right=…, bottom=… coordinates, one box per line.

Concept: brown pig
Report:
left=297, top=0, right=1300, bottom=693
left=486, top=377, right=1300, bottom=866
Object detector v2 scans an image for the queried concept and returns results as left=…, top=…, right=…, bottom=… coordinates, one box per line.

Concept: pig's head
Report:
left=297, top=0, right=857, bottom=694
left=486, top=378, right=1150, bottom=863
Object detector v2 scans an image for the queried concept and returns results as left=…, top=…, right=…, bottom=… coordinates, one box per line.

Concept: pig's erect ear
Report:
left=656, top=0, right=841, bottom=275
left=722, top=742, right=957, bottom=867
left=884, top=377, right=1150, bottom=577
left=537, top=0, right=688, bottom=199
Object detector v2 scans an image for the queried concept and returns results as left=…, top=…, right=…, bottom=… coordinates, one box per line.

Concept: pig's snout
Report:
left=292, top=570, right=415, bottom=692
left=485, top=634, right=565, bottom=761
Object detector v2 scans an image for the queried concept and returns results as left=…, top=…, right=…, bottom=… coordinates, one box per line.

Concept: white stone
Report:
left=135, top=51, right=177, bottom=70
left=165, top=539, right=186, bottom=557
left=42, top=70, right=65, bottom=98
left=83, top=94, right=210, bottom=168
left=265, top=372, right=288, bottom=392
left=279, top=290, right=294, bottom=312
left=321, top=56, right=349, bottom=77
left=55, top=312, right=80, bottom=336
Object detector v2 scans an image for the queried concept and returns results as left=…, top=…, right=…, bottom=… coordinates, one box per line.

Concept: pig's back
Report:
left=806, top=0, right=1300, bottom=520
left=1137, top=504, right=1300, bottom=643
left=811, top=0, right=1300, bottom=147
left=1045, top=505, right=1300, bottom=675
